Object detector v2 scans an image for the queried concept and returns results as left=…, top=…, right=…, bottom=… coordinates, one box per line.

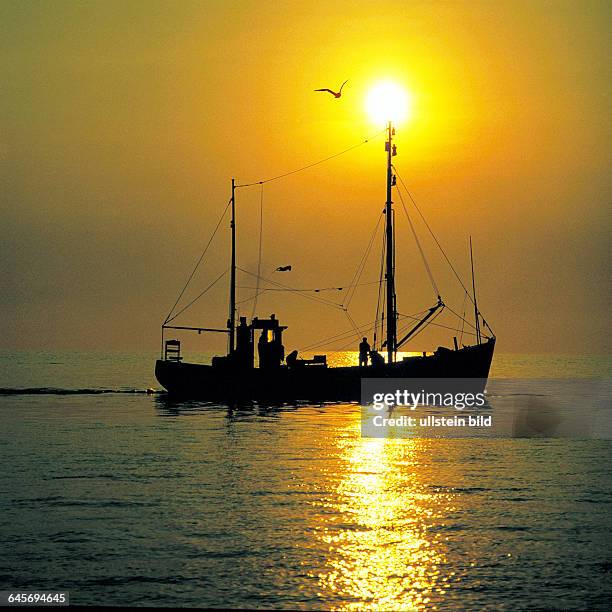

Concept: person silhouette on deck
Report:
left=258, top=331, right=270, bottom=368
left=359, top=337, right=370, bottom=367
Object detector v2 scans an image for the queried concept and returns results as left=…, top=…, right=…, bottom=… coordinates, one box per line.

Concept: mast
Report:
left=385, top=122, right=397, bottom=363
left=229, top=178, right=236, bottom=353
left=469, top=236, right=481, bottom=344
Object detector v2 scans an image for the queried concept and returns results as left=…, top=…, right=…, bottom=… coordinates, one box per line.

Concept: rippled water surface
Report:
left=0, top=351, right=611, bottom=609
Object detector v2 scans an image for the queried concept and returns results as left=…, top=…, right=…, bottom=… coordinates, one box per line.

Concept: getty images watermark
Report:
left=362, top=378, right=492, bottom=438
left=360, top=378, right=612, bottom=439
left=372, top=388, right=487, bottom=410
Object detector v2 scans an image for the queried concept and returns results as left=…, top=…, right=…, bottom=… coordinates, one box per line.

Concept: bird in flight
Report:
left=315, top=79, right=348, bottom=98
left=275, top=265, right=292, bottom=272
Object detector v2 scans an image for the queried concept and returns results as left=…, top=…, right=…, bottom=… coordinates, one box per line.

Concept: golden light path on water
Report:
left=309, top=351, right=425, bottom=368
left=310, top=416, right=457, bottom=611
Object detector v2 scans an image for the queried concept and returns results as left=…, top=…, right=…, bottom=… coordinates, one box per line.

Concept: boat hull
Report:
left=155, top=338, right=495, bottom=402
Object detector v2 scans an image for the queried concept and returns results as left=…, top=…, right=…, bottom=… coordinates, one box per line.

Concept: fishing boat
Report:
left=155, top=122, right=495, bottom=401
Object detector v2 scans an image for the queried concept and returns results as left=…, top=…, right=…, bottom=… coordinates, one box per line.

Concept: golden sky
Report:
left=1, top=0, right=610, bottom=353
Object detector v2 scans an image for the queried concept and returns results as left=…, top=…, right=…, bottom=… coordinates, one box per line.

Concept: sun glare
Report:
left=365, top=81, right=411, bottom=126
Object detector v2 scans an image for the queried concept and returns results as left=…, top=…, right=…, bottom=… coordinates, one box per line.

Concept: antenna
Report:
left=469, top=236, right=481, bottom=344
left=228, top=178, right=236, bottom=353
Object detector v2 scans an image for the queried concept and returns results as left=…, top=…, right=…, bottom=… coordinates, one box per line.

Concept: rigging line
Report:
left=344, top=310, right=362, bottom=341
left=326, top=332, right=372, bottom=356
left=395, top=183, right=440, bottom=299
left=482, top=317, right=495, bottom=337
left=239, top=267, right=345, bottom=309
left=299, top=326, right=369, bottom=352
left=299, top=311, right=423, bottom=353
left=236, top=287, right=267, bottom=306
left=459, top=291, right=467, bottom=345
left=326, top=311, right=423, bottom=355
left=398, top=308, right=432, bottom=320
left=166, top=269, right=229, bottom=324
left=397, top=310, right=478, bottom=337
left=344, top=218, right=383, bottom=308
left=236, top=279, right=381, bottom=292
left=250, top=184, right=264, bottom=319
left=329, top=309, right=468, bottom=356
left=236, top=129, right=387, bottom=188
left=342, top=278, right=383, bottom=293
left=343, top=213, right=383, bottom=308
left=374, top=225, right=386, bottom=349
left=299, top=317, right=381, bottom=352
left=237, top=267, right=344, bottom=310
left=298, top=312, right=423, bottom=352
left=325, top=322, right=404, bottom=357
left=443, top=303, right=480, bottom=333
left=343, top=215, right=379, bottom=307
left=396, top=309, right=444, bottom=347
left=164, top=197, right=232, bottom=324
left=395, top=307, right=442, bottom=340
left=393, top=166, right=477, bottom=307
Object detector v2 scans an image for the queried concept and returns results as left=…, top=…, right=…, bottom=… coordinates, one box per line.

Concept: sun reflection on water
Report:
left=307, top=351, right=425, bottom=368
left=312, top=422, right=454, bottom=610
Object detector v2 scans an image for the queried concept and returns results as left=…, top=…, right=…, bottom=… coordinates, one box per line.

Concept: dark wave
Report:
left=0, top=387, right=158, bottom=396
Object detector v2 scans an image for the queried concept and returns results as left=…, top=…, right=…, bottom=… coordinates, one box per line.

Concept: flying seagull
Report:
left=275, top=265, right=292, bottom=272
left=314, top=79, right=348, bottom=98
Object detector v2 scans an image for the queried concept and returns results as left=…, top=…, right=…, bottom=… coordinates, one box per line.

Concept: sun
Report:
left=365, top=81, right=412, bottom=126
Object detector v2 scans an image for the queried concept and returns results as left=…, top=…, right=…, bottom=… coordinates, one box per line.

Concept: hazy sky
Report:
left=1, top=0, right=610, bottom=355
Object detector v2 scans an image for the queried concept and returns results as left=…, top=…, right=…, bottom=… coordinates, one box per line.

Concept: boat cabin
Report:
left=164, top=313, right=329, bottom=371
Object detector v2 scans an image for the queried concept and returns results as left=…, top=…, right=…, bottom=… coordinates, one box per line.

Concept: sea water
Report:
left=0, top=350, right=611, bottom=609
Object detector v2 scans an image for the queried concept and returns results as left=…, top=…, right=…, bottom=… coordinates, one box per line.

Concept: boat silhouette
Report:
left=155, top=122, right=495, bottom=401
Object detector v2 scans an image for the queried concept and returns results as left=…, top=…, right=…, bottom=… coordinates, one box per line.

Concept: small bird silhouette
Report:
left=275, top=265, right=292, bottom=272
left=315, top=79, right=348, bottom=98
